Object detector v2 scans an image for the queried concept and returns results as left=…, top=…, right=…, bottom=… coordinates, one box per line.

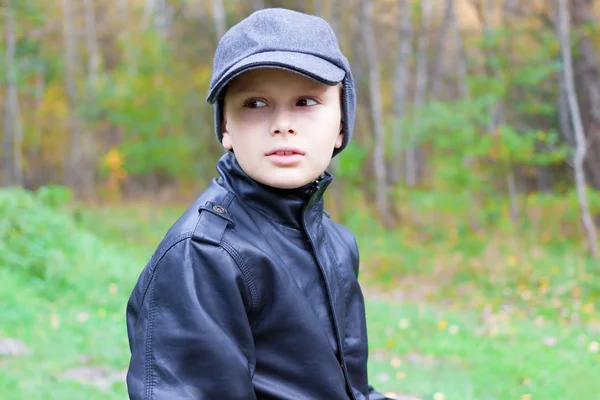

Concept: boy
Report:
left=126, top=8, right=391, bottom=400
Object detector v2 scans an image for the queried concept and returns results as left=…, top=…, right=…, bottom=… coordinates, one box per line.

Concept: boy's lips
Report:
left=265, top=147, right=304, bottom=166
left=265, top=147, right=305, bottom=156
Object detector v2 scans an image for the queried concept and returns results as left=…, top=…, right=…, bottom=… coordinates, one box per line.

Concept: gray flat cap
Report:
left=206, top=8, right=356, bottom=156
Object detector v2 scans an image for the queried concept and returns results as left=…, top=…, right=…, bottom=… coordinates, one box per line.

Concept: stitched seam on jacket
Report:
left=139, top=232, right=193, bottom=308
left=322, top=228, right=350, bottom=323
left=221, top=240, right=259, bottom=312
left=144, top=278, right=156, bottom=399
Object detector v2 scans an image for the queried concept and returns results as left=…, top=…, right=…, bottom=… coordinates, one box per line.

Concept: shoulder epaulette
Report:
left=193, top=191, right=235, bottom=246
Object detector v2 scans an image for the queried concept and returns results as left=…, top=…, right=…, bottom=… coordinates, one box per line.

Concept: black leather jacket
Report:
left=126, top=152, right=389, bottom=399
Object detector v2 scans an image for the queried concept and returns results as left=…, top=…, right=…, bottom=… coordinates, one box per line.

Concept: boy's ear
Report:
left=221, top=112, right=233, bottom=151
left=334, top=131, right=344, bottom=149
left=333, top=120, right=344, bottom=149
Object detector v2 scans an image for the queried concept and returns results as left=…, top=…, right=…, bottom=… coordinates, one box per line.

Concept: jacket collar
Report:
left=215, top=152, right=331, bottom=230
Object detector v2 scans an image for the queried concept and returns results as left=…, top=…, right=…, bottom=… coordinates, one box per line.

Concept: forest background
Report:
left=1, top=0, right=600, bottom=399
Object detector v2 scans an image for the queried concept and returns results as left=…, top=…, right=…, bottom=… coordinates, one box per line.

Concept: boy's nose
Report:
left=271, top=110, right=296, bottom=135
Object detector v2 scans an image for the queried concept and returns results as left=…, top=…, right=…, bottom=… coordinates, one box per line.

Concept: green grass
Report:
left=1, top=188, right=599, bottom=399
left=365, top=299, right=600, bottom=399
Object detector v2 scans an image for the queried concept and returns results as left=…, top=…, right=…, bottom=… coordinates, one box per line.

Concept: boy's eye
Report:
left=245, top=99, right=267, bottom=108
left=297, top=98, right=318, bottom=107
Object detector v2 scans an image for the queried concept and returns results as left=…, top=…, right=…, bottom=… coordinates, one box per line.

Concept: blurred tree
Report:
left=556, top=0, right=598, bottom=258
left=390, top=0, right=411, bottom=185
left=252, top=0, right=265, bottom=11
left=361, top=0, right=395, bottom=229
left=61, top=0, right=86, bottom=193
left=407, top=0, right=431, bottom=187
left=212, top=0, right=226, bottom=40
left=571, top=0, right=600, bottom=190
left=3, top=0, right=24, bottom=186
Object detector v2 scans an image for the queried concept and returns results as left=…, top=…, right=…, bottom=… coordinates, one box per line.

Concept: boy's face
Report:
left=221, top=68, right=343, bottom=189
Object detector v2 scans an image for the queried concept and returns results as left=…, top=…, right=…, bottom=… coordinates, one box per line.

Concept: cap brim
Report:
left=206, top=51, right=346, bottom=104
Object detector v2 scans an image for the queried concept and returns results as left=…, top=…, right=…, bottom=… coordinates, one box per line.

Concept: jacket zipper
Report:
left=302, top=176, right=357, bottom=400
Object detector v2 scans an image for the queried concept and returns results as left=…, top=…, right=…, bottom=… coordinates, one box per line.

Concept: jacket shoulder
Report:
left=161, top=181, right=235, bottom=247
left=131, top=182, right=251, bottom=311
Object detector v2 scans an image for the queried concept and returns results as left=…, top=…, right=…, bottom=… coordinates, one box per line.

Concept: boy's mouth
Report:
left=266, top=147, right=305, bottom=166
left=265, top=147, right=305, bottom=156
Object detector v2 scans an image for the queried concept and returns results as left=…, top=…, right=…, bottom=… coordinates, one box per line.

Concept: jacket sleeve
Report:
left=126, top=238, right=257, bottom=400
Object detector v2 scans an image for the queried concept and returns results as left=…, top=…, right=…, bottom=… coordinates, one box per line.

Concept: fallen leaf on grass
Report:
left=50, top=313, right=60, bottom=330
left=385, top=393, right=423, bottom=400
left=108, top=283, right=118, bottom=294
left=76, top=312, right=89, bottom=323
left=398, top=319, right=410, bottom=330
left=0, top=338, right=30, bottom=356
left=60, top=366, right=126, bottom=390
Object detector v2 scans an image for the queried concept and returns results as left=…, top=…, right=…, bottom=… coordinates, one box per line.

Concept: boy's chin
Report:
left=252, top=172, right=321, bottom=190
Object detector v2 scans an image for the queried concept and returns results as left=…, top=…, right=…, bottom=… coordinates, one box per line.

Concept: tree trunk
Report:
left=3, top=0, right=24, bottom=187
left=390, top=0, right=412, bottom=184
left=450, top=0, right=469, bottom=99
left=500, top=0, right=520, bottom=223
left=82, top=0, right=102, bottom=198
left=211, top=0, right=226, bottom=41
left=430, top=0, right=454, bottom=99
left=407, top=0, right=431, bottom=186
left=557, top=73, right=575, bottom=148
left=312, top=0, right=323, bottom=16
left=571, top=0, right=600, bottom=191
left=451, top=0, right=484, bottom=231
left=154, top=0, right=174, bottom=38
left=83, top=0, right=101, bottom=88
left=142, top=0, right=155, bottom=29
left=557, top=0, right=598, bottom=259
left=252, top=0, right=265, bottom=11
left=62, top=0, right=84, bottom=190
left=329, top=0, right=342, bottom=37
left=27, top=61, right=46, bottom=188
left=361, top=0, right=395, bottom=229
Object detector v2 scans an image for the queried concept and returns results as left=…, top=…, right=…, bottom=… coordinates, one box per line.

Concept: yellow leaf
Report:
left=50, top=313, right=60, bottom=330
left=104, top=149, right=124, bottom=170
left=109, top=283, right=118, bottom=295
left=582, top=303, right=594, bottom=314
